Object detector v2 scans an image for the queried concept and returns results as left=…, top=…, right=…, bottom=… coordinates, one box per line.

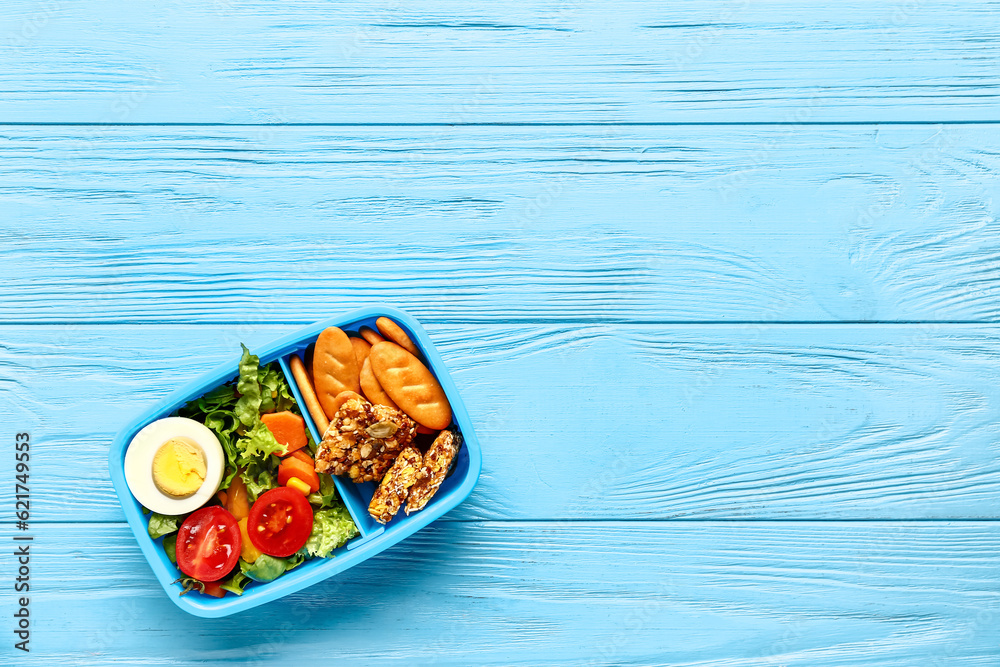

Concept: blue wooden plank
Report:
left=1, top=125, right=998, bottom=323
left=1, top=1, right=998, bottom=123
left=2, top=1, right=997, bottom=663
left=3, top=521, right=997, bottom=666
left=2, top=323, right=998, bottom=522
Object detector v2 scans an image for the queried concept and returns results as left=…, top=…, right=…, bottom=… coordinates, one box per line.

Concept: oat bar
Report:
left=368, top=446, right=422, bottom=524
left=405, top=429, right=460, bottom=515
left=314, top=395, right=416, bottom=483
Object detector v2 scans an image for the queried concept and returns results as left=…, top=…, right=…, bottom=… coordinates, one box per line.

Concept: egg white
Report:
left=124, top=416, right=225, bottom=515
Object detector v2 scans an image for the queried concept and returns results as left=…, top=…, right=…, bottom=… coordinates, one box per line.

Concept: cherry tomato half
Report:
left=200, top=581, right=226, bottom=598
left=247, top=487, right=314, bottom=557
left=176, top=506, right=241, bottom=582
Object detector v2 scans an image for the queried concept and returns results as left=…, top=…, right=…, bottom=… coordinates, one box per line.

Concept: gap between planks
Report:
left=2, top=121, right=1000, bottom=127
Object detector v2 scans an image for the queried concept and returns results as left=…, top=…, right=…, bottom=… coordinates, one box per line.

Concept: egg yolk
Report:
left=151, top=437, right=207, bottom=498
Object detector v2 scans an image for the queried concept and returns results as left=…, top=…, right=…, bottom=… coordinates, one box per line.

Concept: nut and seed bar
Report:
left=368, top=446, right=422, bottom=524
left=405, top=429, right=461, bottom=515
left=315, top=395, right=416, bottom=483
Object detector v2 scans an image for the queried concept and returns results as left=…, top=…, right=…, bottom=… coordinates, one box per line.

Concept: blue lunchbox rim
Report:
left=108, top=305, right=482, bottom=618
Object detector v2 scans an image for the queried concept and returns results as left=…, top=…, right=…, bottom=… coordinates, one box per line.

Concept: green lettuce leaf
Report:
left=237, top=420, right=285, bottom=464
left=196, top=384, right=237, bottom=410
left=258, top=365, right=279, bottom=414
left=285, top=552, right=307, bottom=571
left=203, top=410, right=241, bottom=489
left=219, top=570, right=251, bottom=596
left=240, top=554, right=290, bottom=582
left=301, top=506, right=359, bottom=558
left=147, top=512, right=181, bottom=539
left=274, top=379, right=297, bottom=413
left=256, top=362, right=300, bottom=416
left=240, top=464, right=276, bottom=502
left=234, top=420, right=284, bottom=501
left=235, top=344, right=262, bottom=427
left=307, top=473, right=339, bottom=509
left=178, top=380, right=243, bottom=490
left=175, top=345, right=293, bottom=499
left=163, top=534, right=177, bottom=564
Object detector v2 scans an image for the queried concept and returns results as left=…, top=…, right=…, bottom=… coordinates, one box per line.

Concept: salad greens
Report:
left=219, top=570, right=251, bottom=596
left=147, top=512, right=180, bottom=539
left=307, top=471, right=340, bottom=509
left=163, top=534, right=177, bottom=564
left=155, top=343, right=358, bottom=598
left=175, top=576, right=209, bottom=596
left=178, top=344, right=298, bottom=500
left=240, top=553, right=305, bottom=583
left=302, top=507, right=359, bottom=559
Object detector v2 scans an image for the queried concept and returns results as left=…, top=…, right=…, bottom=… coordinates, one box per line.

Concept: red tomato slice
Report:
left=200, top=581, right=226, bottom=598
left=176, top=506, right=241, bottom=582
left=247, top=487, right=314, bottom=557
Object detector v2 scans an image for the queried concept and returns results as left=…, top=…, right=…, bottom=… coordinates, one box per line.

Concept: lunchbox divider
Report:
left=346, top=523, right=385, bottom=549
left=276, top=353, right=381, bottom=538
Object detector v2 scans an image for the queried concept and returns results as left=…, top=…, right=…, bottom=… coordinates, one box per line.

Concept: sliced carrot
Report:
left=278, top=456, right=320, bottom=494
left=225, top=473, right=250, bottom=521
left=287, top=449, right=314, bottom=467
left=261, top=411, right=308, bottom=456
left=216, top=490, right=228, bottom=506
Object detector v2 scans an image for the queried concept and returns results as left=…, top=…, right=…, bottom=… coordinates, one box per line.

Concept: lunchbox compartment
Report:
left=279, top=313, right=469, bottom=536
left=109, top=305, right=481, bottom=618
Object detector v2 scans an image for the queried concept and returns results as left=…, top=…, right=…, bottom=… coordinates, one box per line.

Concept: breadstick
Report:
left=359, top=326, right=386, bottom=346
left=376, top=316, right=421, bottom=357
left=289, top=354, right=329, bottom=435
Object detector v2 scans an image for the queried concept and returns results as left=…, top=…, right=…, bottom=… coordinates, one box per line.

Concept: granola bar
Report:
left=405, top=429, right=461, bottom=515
left=368, top=446, right=422, bottom=524
left=314, top=394, right=417, bottom=482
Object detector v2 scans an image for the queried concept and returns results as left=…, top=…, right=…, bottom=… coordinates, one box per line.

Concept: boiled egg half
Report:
left=124, top=417, right=225, bottom=515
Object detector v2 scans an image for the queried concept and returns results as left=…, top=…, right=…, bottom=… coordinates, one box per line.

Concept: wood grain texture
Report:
left=3, top=521, right=997, bottom=666
left=2, top=124, right=999, bottom=323
left=2, top=1, right=999, bottom=123
left=4, top=2, right=999, bottom=662
left=3, top=323, right=998, bottom=522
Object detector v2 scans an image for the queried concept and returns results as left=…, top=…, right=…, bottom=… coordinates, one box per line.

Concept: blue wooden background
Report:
left=2, top=1, right=999, bottom=664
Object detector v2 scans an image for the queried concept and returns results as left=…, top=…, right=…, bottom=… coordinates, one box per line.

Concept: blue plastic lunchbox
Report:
left=109, top=305, right=482, bottom=617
